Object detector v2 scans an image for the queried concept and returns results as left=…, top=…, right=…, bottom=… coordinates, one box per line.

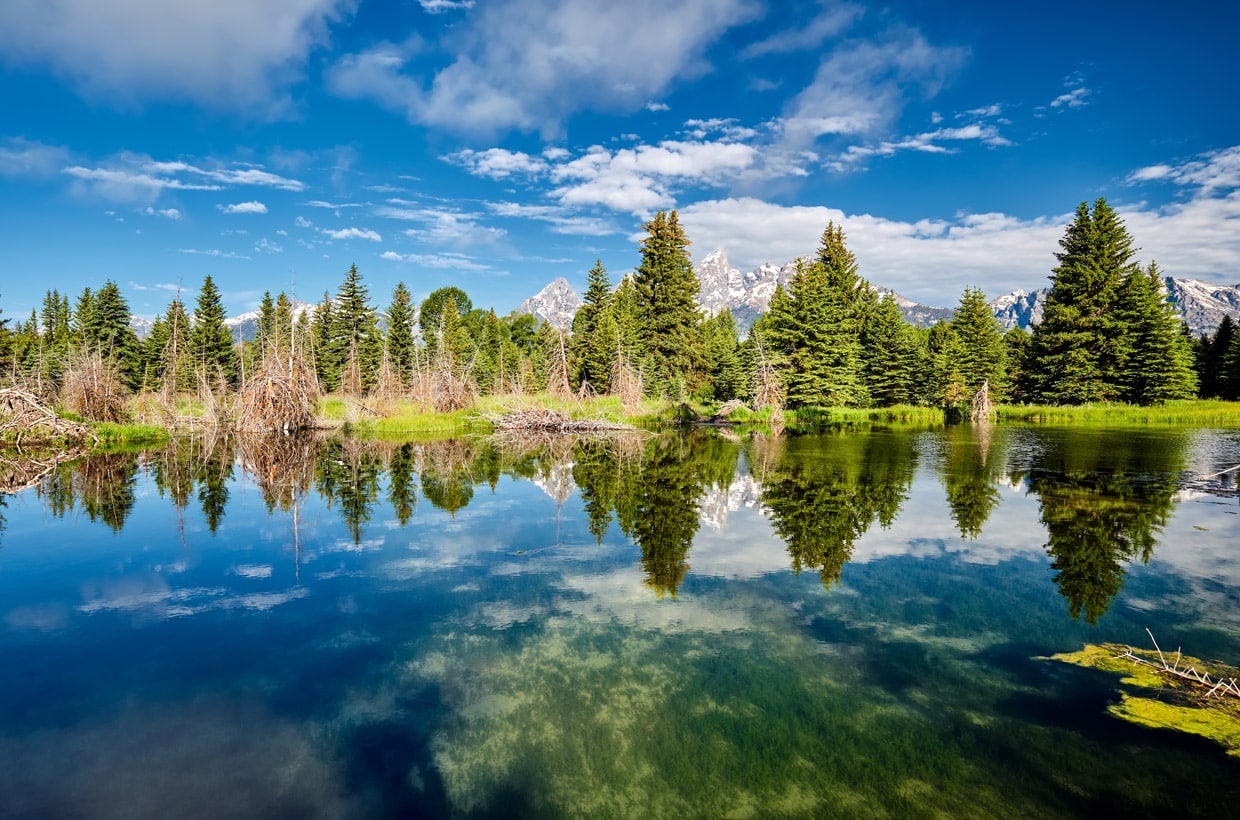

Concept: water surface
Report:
left=1, top=425, right=1238, bottom=818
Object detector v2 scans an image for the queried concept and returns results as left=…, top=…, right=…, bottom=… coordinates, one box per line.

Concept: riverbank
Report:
left=5, top=391, right=1240, bottom=448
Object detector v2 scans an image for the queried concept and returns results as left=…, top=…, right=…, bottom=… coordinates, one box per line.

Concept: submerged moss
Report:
left=1051, top=642, right=1240, bottom=756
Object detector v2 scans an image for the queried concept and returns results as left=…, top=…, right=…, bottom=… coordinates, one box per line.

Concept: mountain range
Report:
left=514, top=249, right=1240, bottom=337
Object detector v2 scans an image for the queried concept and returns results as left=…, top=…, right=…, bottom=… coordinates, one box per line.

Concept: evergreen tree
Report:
left=1115, top=262, right=1197, bottom=404
left=312, top=290, right=339, bottom=391
left=703, top=309, right=745, bottom=401
left=333, top=264, right=382, bottom=394
left=1027, top=198, right=1134, bottom=403
left=190, top=275, right=238, bottom=385
left=72, top=287, right=95, bottom=348
left=862, top=296, right=921, bottom=407
left=86, top=281, right=141, bottom=388
left=1220, top=320, right=1240, bottom=400
left=949, top=286, right=1006, bottom=400
left=1198, top=315, right=1234, bottom=398
left=141, top=297, right=193, bottom=391
left=1003, top=326, right=1032, bottom=404
left=386, top=282, right=416, bottom=386
left=254, top=291, right=276, bottom=354
left=633, top=210, right=703, bottom=396
left=570, top=259, right=613, bottom=390
left=436, top=295, right=471, bottom=377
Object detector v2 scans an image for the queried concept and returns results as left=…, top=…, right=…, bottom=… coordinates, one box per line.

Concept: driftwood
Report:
left=488, top=408, right=635, bottom=433
left=0, top=388, right=99, bottom=447
left=1117, top=629, right=1240, bottom=702
left=60, top=352, right=127, bottom=423
left=0, top=450, right=77, bottom=494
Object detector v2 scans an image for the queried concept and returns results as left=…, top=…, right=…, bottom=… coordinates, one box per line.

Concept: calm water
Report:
left=1, top=426, right=1238, bottom=818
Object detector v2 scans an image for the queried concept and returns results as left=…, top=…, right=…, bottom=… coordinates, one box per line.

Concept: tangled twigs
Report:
left=487, top=408, right=635, bottom=433
left=0, top=388, right=99, bottom=447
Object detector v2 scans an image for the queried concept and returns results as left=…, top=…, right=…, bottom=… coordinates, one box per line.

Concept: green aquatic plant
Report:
left=1051, top=637, right=1240, bottom=757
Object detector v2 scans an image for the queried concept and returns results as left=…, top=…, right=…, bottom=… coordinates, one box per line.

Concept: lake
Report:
left=1, top=425, right=1238, bottom=818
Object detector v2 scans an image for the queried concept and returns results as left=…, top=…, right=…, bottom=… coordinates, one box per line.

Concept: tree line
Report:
left=0, top=196, right=1232, bottom=416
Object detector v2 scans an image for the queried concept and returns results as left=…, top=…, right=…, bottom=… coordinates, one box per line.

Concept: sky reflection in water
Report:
left=0, top=426, right=1238, bottom=818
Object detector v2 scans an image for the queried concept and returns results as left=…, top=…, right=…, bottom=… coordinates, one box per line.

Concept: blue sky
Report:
left=2, top=0, right=1238, bottom=322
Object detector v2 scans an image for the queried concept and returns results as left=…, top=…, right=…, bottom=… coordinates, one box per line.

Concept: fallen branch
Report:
left=486, top=408, right=635, bottom=433
left=0, top=388, right=99, bottom=447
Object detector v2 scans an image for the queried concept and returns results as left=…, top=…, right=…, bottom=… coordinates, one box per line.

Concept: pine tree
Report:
left=633, top=210, right=703, bottom=397
left=1027, top=198, right=1134, bottom=403
left=86, top=281, right=141, bottom=388
left=190, top=275, right=238, bottom=385
left=419, top=287, right=472, bottom=361
left=703, top=309, right=745, bottom=401
left=1115, top=262, right=1198, bottom=404
left=1003, top=326, right=1032, bottom=403
left=571, top=259, right=613, bottom=390
left=254, top=291, right=276, bottom=355
left=1197, top=315, right=1234, bottom=398
left=862, top=296, right=921, bottom=406
left=332, top=264, right=382, bottom=394
left=1223, top=327, right=1240, bottom=401
left=386, top=282, right=416, bottom=387
left=312, top=291, right=339, bottom=391
left=949, top=286, right=1006, bottom=400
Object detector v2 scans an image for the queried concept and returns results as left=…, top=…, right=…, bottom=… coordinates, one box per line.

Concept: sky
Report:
left=2, top=0, right=1239, bottom=323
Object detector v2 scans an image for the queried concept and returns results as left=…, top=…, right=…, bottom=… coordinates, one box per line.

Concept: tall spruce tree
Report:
left=1199, top=315, right=1235, bottom=398
left=948, top=286, right=1006, bottom=400
left=570, top=260, right=613, bottom=390
left=312, top=290, right=339, bottom=390
left=333, top=264, right=382, bottom=394
left=386, top=282, right=416, bottom=386
left=87, top=281, right=141, bottom=388
left=862, top=296, right=921, bottom=406
left=190, top=275, right=237, bottom=385
left=1115, top=262, right=1197, bottom=404
left=633, top=210, right=703, bottom=396
left=703, top=309, right=745, bottom=401
left=1027, top=198, right=1134, bottom=403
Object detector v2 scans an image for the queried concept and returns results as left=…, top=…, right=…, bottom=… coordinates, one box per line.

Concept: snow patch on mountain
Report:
left=514, top=277, right=582, bottom=329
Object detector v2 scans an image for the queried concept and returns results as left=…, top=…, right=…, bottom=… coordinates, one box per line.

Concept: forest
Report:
left=0, top=196, right=1236, bottom=433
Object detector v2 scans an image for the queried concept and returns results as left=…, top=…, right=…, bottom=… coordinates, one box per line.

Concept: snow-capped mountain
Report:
left=513, top=250, right=1240, bottom=338
left=1164, top=278, right=1240, bottom=336
left=224, top=299, right=315, bottom=342
left=990, top=288, right=1048, bottom=330
left=514, top=277, right=583, bottom=329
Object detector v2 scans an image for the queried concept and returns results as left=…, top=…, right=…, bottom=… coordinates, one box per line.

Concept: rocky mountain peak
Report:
left=514, top=277, right=583, bottom=329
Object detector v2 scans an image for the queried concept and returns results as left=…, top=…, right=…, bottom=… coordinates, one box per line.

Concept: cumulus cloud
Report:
left=178, top=248, right=251, bottom=260
left=444, top=148, right=548, bottom=179
left=143, top=206, right=182, bottom=219
left=1126, top=145, right=1240, bottom=194
left=322, top=227, right=382, bottom=241
left=255, top=237, right=284, bottom=253
left=0, top=0, right=353, bottom=112
left=327, top=0, right=760, bottom=135
left=219, top=201, right=268, bottom=214
left=486, top=201, right=618, bottom=236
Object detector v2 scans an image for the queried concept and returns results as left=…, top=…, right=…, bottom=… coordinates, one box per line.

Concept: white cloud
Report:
left=322, top=227, right=382, bottom=241
left=419, top=0, right=474, bottom=11
left=62, top=155, right=303, bottom=203
left=305, top=199, right=362, bottom=208
left=1049, top=74, right=1090, bottom=110
left=1126, top=145, right=1240, bottom=194
left=645, top=102, right=670, bottom=112
left=143, top=206, right=182, bottom=219
left=379, top=251, right=491, bottom=271
left=326, top=0, right=760, bottom=135
left=255, top=238, right=284, bottom=253
left=680, top=159, right=1240, bottom=307
left=374, top=202, right=506, bottom=246
left=294, top=216, right=314, bottom=228
left=739, top=2, right=862, bottom=59
left=486, top=201, right=617, bottom=236
left=0, top=137, right=71, bottom=177
left=218, top=201, right=268, bottom=214
left=0, top=0, right=353, bottom=112
left=178, top=248, right=251, bottom=260
left=444, top=148, right=548, bottom=179
left=127, top=281, right=183, bottom=293
left=778, top=29, right=968, bottom=147
left=831, top=122, right=1011, bottom=169
left=961, top=103, right=1002, bottom=118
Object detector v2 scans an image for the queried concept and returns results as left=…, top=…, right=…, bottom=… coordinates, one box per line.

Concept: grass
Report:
left=92, top=422, right=170, bottom=445
left=995, top=400, right=1240, bottom=426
